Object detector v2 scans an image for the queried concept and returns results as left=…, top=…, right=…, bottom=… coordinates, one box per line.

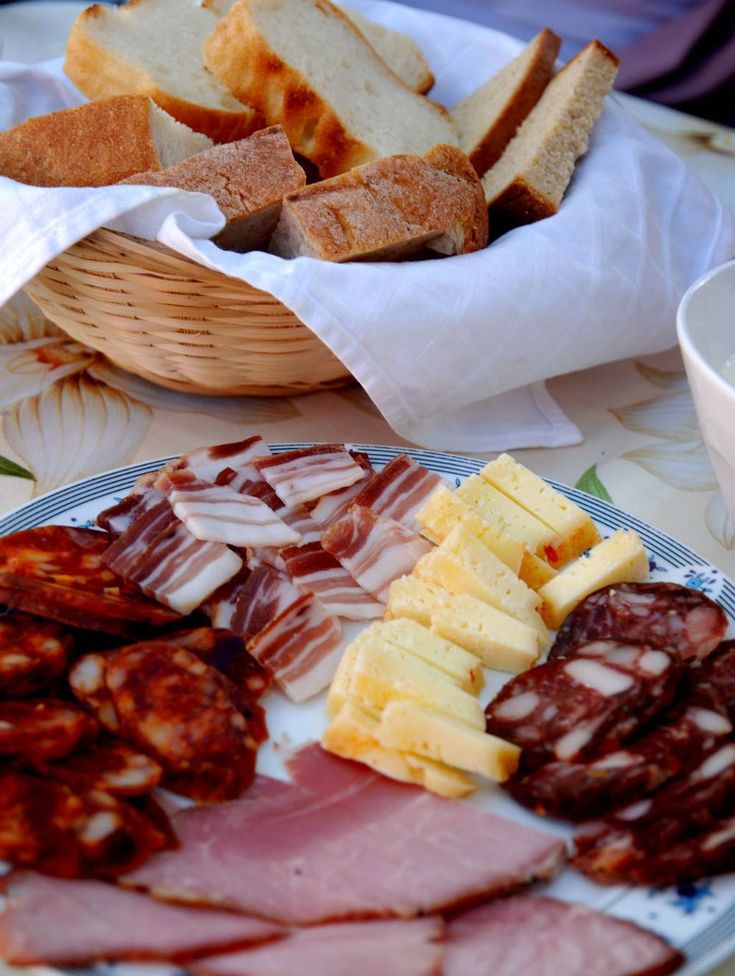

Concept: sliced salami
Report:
left=68, top=652, right=120, bottom=732
left=0, top=699, right=98, bottom=764
left=550, top=581, right=727, bottom=662
left=485, top=641, right=678, bottom=768
left=40, top=738, right=163, bottom=796
left=0, top=610, right=73, bottom=696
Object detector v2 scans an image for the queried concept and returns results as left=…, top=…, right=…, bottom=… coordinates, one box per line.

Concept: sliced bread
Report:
left=0, top=95, right=212, bottom=187
left=269, top=144, right=488, bottom=262
left=121, top=125, right=306, bottom=252
left=482, top=39, right=620, bottom=225
left=64, top=0, right=261, bottom=143
left=343, top=7, right=434, bottom=94
left=451, top=28, right=560, bottom=178
left=204, top=0, right=457, bottom=178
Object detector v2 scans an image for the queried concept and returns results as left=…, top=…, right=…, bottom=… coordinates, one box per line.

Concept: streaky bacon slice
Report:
left=190, top=918, right=444, bottom=976
left=254, top=445, right=366, bottom=509
left=0, top=871, right=284, bottom=967
left=281, top=542, right=383, bottom=620
left=103, top=499, right=242, bottom=615
left=305, top=451, right=375, bottom=526
left=351, top=454, right=444, bottom=531
left=228, top=564, right=303, bottom=639
left=444, top=896, right=682, bottom=976
left=247, top=592, right=343, bottom=701
left=168, top=436, right=269, bottom=484
left=321, top=506, right=431, bottom=602
left=122, top=744, right=565, bottom=924
left=96, top=475, right=164, bottom=536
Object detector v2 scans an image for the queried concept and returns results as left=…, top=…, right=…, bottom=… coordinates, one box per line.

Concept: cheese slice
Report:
left=322, top=700, right=475, bottom=798
left=376, top=618, right=484, bottom=694
left=431, top=592, right=541, bottom=672
left=326, top=639, right=363, bottom=718
left=349, top=640, right=486, bottom=729
left=385, top=575, right=448, bottom=627
left=538, top=528, right=649, bottom=629
left=481, top=454, right=601, bottom=564
left=455, top=474, right=562, bottom=560
left=415, top=485, right=524, bottom=573
left=518, top=550, right=558, bottom=590
left=413, top=524, right=547, bottom=639
left=378, top=700, right=520, bottom=782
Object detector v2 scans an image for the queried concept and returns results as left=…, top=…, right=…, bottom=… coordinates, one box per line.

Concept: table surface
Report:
left=1, top=3, right=735, bottom=975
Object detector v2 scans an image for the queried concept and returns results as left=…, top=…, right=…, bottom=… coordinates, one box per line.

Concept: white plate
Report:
left=2, top=443, right=735, bottom=976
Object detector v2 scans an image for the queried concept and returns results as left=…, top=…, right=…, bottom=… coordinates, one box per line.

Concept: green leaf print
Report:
left=0, top=455, right=34, bottom=480
left=575, top=464, right=612, bottom=503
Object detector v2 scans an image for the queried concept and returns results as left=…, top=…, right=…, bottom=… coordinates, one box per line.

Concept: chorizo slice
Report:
left=0, top=699, right=98, bottom=764
left=68, top=653, right=120, bottom=732
left=485, top=641, right=678, bottom=768
left=551, top=581, right=727, bottom=662
left=106, top=641, right=257, bottom=802
left=41, top=738, right=163, bottom=796
left=0, top=611, right=73, bottom=696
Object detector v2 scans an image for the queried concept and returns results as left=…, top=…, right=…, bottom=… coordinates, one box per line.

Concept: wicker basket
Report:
left=24, top=228, right=353, bottom=397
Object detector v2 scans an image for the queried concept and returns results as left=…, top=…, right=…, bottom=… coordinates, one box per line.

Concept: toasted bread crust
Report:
left=64, top=1, right=261, bottom=143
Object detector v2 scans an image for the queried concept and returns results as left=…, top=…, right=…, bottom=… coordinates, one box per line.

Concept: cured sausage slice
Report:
left=0, top=611, right=73, bottom=696
left=0, top=699, right=98, bottom=763
left=0, top=525, right=180, bottom=634
left=68, top=653, right=120, bottom=732
left=485, top=641, right=678, bottom=768
left=40, top=739, right=163, bottom=796
left=550, top=581, right=727, bottom=662
left=106, top=641, right=257, bottom=802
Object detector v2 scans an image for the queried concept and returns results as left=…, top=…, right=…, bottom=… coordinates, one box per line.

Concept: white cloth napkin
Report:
left=1, top=0, right=734, bottom=453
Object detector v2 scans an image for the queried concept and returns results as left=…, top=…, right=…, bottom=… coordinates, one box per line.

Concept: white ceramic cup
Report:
left=677, top=258, right=735, bottom=518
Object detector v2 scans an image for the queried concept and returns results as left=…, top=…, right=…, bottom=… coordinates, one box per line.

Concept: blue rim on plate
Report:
left=1, top=443, right=735, bottom=976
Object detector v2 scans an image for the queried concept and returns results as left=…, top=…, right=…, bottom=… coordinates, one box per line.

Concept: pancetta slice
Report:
left=351, top=454, right=444, bottom=531
left=246, top=592, right=343, bottom=701
left=305, top=451, right=374, bottom=526
left=95, top=474, right=164, bottom=536
left=321, top=506, right=432, bottom=603
left=254, top=445, right=366, bottom=509
left=168, top=436, right=269, bottom=484
left=103, top=499, right=242, bottom=615
left=444, top=896, right=682, bottom=976
left=281, top=542, right=383, bottom=620
left=0, top=871, right=283, bottom=966
left=190, top=918, right=444, bottom=976
left=123, top=745, right=565, bottom=924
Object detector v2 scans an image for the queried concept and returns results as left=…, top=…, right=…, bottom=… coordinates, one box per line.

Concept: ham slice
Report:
left=444, top=895, right=683, bottom=976
left=254, top=445, right=366, bottom=509
left=281, top=541, right=383, bottom=620
left=352, top=454, right=443, bottom=531
left=190, top=918, right=444, bottom=976
left=122, top=745, right=564, bottom=924
left=0, top=871, right=283, bottom=966
left=321, top=506, right=431, bottom=602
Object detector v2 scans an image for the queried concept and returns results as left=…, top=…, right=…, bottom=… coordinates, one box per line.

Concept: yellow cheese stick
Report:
left=415, top=485, right=524, bottom=573
left=481, top=454, right=601, bottom=565
left=431, top=592, right=541, bottom=672
left=538, top=528, right=649, bottom=629
left=455, top=474, right=562, bottom=561
left=385, top=575, right=448, bottom=627
left=326, top=639, right=363, bottom=717
left=323, top=701, right=475, bottom=798
left=376, top=618, right=485, bottom=694
left=378, top=700, right=520, bottom=782
left=518, top=550, right=558, bottom=590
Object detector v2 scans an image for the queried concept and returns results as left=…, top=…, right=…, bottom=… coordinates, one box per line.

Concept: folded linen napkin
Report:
left=0, top=0, right=733, bottom=453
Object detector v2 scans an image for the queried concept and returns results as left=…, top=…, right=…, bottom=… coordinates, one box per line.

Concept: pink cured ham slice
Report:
left=444, top=896, right=682, bottom=976
left=351, top=454, right=443, bottom=531
left=122, top=745, right=565, bottom=924
left=168, top=436, right=268, bottom=484
left=103, top=498, right=242, bottom=615
left=0, top=871, right=283, bottom=966
left=281, top=542, right=383, bottom=620
left=254, top=445, right=366, bottom=509
left=321, top=506, right=431, bottom=603
left=189, top=918, right=444, bottom=976
left=246, top=592, right=343, bottom=701
left=305, top=451, right=374, bottom=526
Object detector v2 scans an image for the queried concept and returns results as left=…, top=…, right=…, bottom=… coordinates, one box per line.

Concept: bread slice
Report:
left=343, top=7, right=434, bottom=94
left=64, top=0, right=261, bottom=143
left=269, top=144, right=488, bottom=262
left=204, top=0, right=457, bottom=178
left=482, top=39, right=620, bottom=225
left=121, top=125, right=306, bottom=252
left=0, top=95, right=212, bottom=187
left=451, top=28, right=560, bottom=178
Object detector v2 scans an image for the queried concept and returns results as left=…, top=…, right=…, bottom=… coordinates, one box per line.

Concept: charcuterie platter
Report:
left=1, top=443, right=735, bottom=976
